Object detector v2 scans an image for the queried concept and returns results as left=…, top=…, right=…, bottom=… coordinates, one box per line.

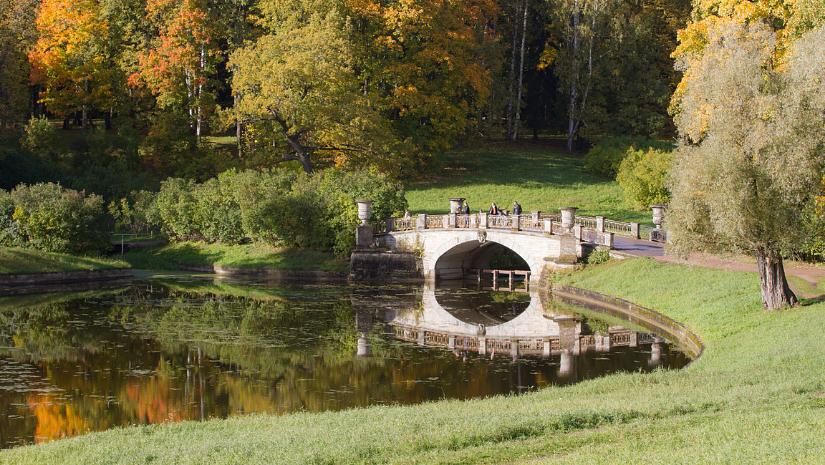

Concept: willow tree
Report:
left=667, top=23, right=825, bottom=309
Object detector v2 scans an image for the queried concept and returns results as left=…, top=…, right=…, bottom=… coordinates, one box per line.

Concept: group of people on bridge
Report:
left=486, top=200, right=521, bottom=216
left=401, top=200, right=524, bottom=218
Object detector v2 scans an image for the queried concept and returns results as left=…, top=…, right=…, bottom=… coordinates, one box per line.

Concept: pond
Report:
left=0, top=276, right=691, bottom=448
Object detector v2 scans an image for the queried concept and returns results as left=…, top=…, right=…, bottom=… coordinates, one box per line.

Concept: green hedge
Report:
left=151, top=168, right=406, bottom=257
left=0, top=183, right=110, bottom=253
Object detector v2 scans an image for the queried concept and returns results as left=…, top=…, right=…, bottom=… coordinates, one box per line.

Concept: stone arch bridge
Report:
left=353, top=200, right=646, bottom=284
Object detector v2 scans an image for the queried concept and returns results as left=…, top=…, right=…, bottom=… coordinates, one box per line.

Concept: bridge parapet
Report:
left=382, top=211, right=622, bottom=247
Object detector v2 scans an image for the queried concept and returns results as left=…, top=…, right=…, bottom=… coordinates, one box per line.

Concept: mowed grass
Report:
left=406, top=142, right=648, bottom=222
left=124, top=241, right=348, bottom=273
left=6, top=258, right=825, bottom=464
left=0, top=247, right=128, bottom=275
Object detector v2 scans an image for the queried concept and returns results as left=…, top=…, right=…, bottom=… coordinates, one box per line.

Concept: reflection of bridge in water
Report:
left=355, top=285, right=671, bottom=375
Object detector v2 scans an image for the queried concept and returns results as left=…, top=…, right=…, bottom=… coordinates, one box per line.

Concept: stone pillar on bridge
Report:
left=448, top=198, right=464, bottom=228
left=511, top=214, right=519, bottom=231
left=559, top=350, right=575, bottom=378
left=449, top=198, right=465, bottom=213
left=650, top=205, right=667, bottom=242
left=355, top=200, right=373, bottom=249
left=560, top=207, right=577, bottom=234
left=649, top=337, right=664, bottom=367
left=416, top=213, right=427, bottom=230
left=479, top=212, right=488, bottom=229
left=630, top=222, right=641, bottom=239
left=595, top=216, right=605, bottom=233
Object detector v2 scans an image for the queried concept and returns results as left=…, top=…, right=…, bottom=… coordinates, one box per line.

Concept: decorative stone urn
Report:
left=356, top=200, right=373, bottom=226
left=651, top=205, right=666, bottom=230
left=560, top=207, right=578, bottom=233
left=449, top=198, right=465, bottom=214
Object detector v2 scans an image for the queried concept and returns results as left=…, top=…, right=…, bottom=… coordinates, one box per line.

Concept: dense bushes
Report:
left=150, top=168, right=405, bottom=256
left=0, top=183, right=109, bottom=253
left=584, top=136, right=674, bottom=210
left=584, top=136, right=674, bottom=177
left=616, top=148, right=672, bottom=209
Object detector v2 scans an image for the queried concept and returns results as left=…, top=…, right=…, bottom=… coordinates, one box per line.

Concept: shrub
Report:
left=109, top=191, right=160, bottom=235
left=7, top=183, right=109, bottom=253
left=584, top=136, right=674, bottom=177
left=0, top=190, right=23, bottom=247
left=586, top=247, right=611, bottom=265
left=154, top=178, right=199, bottom=241
left=20, top=116, right=58, bottom=155
left=192, top=177, right=245, bottom=244
left=616, top=147, right=672, bottom=209
left=219, top=169, right=295, bottom=243
left=797, top=205, right=825, bottom=263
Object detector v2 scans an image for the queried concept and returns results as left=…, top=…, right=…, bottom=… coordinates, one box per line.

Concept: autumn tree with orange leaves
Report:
left=29, top=0, right=119, bottom=129
left=135, top=0, right=219, bottom=139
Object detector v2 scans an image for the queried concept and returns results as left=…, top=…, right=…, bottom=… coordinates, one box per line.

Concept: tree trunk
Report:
left=506, top=0, right=520, bottom=140
left=512, top=0, right=529, bottom=141
left=756, top=249, right=798, bottom=310
left=566, top=0, right=580, bottom=152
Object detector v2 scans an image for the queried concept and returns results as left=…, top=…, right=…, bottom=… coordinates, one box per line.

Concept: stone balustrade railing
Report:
left=383, top=211, right=641, bottom=240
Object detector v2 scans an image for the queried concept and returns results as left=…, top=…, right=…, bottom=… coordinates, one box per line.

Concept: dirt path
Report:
left=613, top=237, right=825, bottom=298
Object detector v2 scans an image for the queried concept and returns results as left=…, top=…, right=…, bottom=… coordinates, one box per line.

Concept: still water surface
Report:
left=0, top=277, right=690, bottom=448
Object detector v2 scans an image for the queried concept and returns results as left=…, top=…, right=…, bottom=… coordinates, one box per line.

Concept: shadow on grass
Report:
left=0, top=248, right=124, bottom=274
left=124, top=242, right=348, bottom=273
left=413, top=142, right=609, bottom=189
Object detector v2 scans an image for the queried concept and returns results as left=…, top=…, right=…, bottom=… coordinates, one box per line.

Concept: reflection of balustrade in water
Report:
left=610, top=332, right=633, bottom=346
left=390, top=323, right=658, bottom=358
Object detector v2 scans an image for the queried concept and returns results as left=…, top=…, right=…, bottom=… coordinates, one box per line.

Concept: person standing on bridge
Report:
left=488, top=202, right=499, bottom=215
left=512, top=201, right=522, bottom=216
left=462, top=200, right=470, bottom=214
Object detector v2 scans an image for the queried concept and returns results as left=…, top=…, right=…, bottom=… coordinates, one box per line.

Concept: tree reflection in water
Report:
left=0, top=279, right=690, bottom=448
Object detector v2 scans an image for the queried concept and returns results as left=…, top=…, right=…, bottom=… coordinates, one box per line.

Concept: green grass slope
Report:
left=0, top=247, right=128, bottom=275
left=124, top=241, right=348, bottom=273
left=406, top=142, right=647, bottom=222
left=5, top=258, right=825, bottom=464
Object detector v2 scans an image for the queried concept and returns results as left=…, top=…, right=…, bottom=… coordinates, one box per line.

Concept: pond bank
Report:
left=0, top=269, right=134, bottom=295
left=5, top=258, right=825, bottom=464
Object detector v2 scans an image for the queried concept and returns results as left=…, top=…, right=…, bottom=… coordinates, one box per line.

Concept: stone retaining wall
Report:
left=549, top=284, right=704, bottom=359
left=0, top=269, right=135, bottom=296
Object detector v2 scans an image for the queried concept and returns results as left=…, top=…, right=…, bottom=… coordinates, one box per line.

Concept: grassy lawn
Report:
left=406, top=142, right=649, bottom=223
left=0, top=247, right=128, bottom=275
left=6, top=258, right=825, bottom=464
left=124, top=241, right=348, bottom=273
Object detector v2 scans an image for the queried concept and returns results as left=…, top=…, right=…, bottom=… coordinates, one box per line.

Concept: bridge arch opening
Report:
left=434, top=240, right=530, bottom=283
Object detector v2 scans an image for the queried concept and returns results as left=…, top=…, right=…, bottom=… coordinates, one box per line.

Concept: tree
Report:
left=352, top=0, right=499, bottom=166
left=667, top=23, right=825, bottom=309
left=29, top=0, right=118, bottom=128
left=0, top=0, right=38, bottom=125
left=136, top=0, right=219, bottom=139
left=231, top=4, right=399, bottom=174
